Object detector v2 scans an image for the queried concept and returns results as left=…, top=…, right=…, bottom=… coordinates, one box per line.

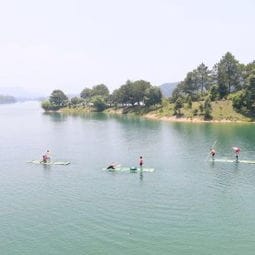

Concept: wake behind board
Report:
left=27, top=160, right=70, bottom=165
left=212, top=159, right=255, bottom=164
left=103, top=167, right=154, bottom=172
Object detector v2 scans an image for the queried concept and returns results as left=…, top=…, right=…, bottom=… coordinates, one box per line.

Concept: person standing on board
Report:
left=210, top=148, right=216, bottom=160
left=139, top=156, right=143, bottom=168
left=41, top=150, right=51, bottom=163
left=233, top=147, right=240, bottom=162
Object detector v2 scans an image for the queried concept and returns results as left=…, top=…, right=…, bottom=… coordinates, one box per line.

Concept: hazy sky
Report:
left=0, top=0, right=254, bottom=94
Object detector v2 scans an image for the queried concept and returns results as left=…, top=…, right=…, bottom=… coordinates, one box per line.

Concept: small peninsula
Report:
left=41, top=52, right=255, bottom=123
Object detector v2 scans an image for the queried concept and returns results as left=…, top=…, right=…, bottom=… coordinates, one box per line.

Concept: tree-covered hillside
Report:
left=41, top=52, right=255, bottom=121
left=171, top=52, right=255, bottom=119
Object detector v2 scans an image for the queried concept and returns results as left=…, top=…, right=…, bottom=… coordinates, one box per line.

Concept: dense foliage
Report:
left=172, top=52, right=255, bottom=118
left=41, top=90, right=68, bottom=111
left=41, top=80, right=162, bottom=112
left=41, top=52, right=255, bottom=118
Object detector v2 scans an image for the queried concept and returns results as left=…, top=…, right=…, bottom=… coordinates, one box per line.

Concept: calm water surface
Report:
left=1, top=102, right=255, bottom=255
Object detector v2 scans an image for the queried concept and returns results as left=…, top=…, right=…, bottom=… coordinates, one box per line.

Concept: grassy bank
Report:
left=59, top=100, right=255, bottom=123
left=147, top=100, right=255, bottom=122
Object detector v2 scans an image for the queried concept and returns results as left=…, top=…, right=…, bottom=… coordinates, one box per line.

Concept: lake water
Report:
left=1, top=101, right=255, bottom=255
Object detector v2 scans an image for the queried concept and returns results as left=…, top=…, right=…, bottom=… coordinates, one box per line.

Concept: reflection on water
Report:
left=62, top=111, right=110, bottom=121
left=43, top=112, right=67, bottom=122
left=139, top=169, right=143, bottom=181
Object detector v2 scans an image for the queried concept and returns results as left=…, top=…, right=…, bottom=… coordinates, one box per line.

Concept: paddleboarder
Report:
left=139, top=156, right=143, bottom=167
left=210, top=148, right=216, bottom=160
left=41, top=150, right=50, bottom=163
left=233, top=147, right=240, bottom=162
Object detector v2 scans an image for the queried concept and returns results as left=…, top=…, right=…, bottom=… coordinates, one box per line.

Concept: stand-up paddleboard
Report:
left=211, top=159, right=255, bottom=164
left=27, top=160, right=70, bottom=165
left=103, top=167, right=154, bottom=172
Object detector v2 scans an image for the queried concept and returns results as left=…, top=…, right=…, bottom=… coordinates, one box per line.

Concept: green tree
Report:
left=174, top=97, right=183, bottom=115
left=133, top=80, right=152, bottom=105
left=171, top=82, right=185, bottom=103
left=114, top=80, right=152, bottom=106
left=172, top=65, right=211, bottom=103
left=215, top=52, right=243, bottom=98
left=196, top=63, right=211, bottom=94
left=204, top=97, right=212, bottom=119
left=243, top=61, right=255, bottom=82
left=209, top=84, right=218, bottom=101
left=70, top=96, right=83, bottom=106
left=187, top=95, right=192, bottom=108
left=199, top=103, right=204, bottom=114
left=110, top=89, right=122, bottom=106
left=245, top=75, right=255, bottom=111
left=232, top=91, right=246, bottom=111
left=49, top=90, right=68, bottom=109
left=91, top=84, right=109, bottom=99
left=91, top=96, right=107, bottom=112
left=144, top=86, right=162, bottom=107
left=41, top=100, right=52, bottom=111
left=182, top=71, right=200, bottom=99
left=80, top=88, right=92, bottom=102
left=117, top=80, right=135, bottom=106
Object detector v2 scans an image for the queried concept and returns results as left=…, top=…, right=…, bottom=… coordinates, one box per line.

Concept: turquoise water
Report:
left=1, top=102, right=255, bottom=254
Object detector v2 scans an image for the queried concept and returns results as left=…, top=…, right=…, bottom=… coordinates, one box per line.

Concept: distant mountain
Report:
left=0, top=95, right=17, bottom=104
left=160, top=82, right=179, bottom=98
left=0, top=87, right=45, bottom=100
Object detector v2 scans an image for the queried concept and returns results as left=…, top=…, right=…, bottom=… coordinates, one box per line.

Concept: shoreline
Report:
left=143, top=113, right=247, bottom=123
left=106, top=108, right=253, bottom=123
left=58, top=107, right=255, bottom=124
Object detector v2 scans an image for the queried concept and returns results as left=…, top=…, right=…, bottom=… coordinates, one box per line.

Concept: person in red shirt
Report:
left=233, top=147, right=240, bottom=162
